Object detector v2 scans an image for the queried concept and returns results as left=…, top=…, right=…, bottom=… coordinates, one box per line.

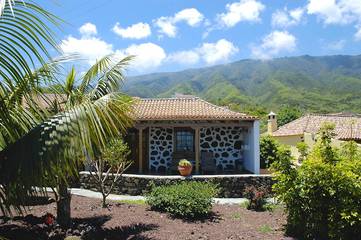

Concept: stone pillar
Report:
left=194, top=127, right=200, bottom=174
left=138, top=127, right=144, bottom=173
left=243, top=120, right=260, bottom=174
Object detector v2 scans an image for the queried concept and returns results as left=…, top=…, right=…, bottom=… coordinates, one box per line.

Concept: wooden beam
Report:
left=138, top=128, right=143, bottom=174
left=194, top=127, right=200, bottom=174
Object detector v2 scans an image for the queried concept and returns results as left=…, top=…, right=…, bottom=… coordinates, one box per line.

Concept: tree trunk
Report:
left=102, top=193, right=107, bottom=208
left=56, top=182, right=71, bottom=227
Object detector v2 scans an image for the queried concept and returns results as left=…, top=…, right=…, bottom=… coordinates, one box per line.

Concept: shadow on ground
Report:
left=0, top=214, right=158, bottom=240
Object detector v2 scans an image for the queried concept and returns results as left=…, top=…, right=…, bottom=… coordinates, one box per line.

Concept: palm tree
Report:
left=0, top=1, right=135, bottom=227
left=48, top=55, right=134, bottom=226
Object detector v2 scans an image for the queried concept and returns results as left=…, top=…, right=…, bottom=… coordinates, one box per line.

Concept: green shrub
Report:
left=146, top=181, right=219, bottom=219
left=272, top=123, right=361, bottom=239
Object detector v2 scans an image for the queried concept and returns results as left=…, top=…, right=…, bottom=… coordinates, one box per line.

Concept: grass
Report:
left=258, top=224, right=273, bottom=234
left=230, top=212, right=242, bottom=220
left=239, top=199, right=281, bottom=212
left=116, top=199, right=146, bottom=205
left=239, top=200, right=249, bottom=209
left=263, top=203, right=280, bottom=212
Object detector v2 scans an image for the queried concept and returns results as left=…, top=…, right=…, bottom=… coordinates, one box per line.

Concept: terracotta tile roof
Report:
left=132, top=97, right=257, bottom=121
left=23, top=93, right=67, bottom=110
left=272, top=113, right=361, bottom=140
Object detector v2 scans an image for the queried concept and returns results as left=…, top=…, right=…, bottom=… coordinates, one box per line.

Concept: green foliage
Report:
left=146, top=181, right=219, bottom=219
left=231, top=212, right=242, bottom=219
left=178, top=159, right=192, bottom=167
left=117, top=199, right=146, bottom=205
left=89, top=138, right=132, bottom=208
left=277, top=105, right=302, bottom=126
left=101, top=138, right=131, bottom=168
left=259, top=225, right=273, bottom=234
left=272, top=124, right=361, bottom=239
left=243, top=185, right=269, bottom=211
left=260, top=135, right=281, bottom=168
left=296, top=142, right=309, bottom=163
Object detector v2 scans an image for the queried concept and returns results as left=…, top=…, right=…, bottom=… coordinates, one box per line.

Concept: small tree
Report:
left=89, top=138, right=132, bottom=207
left=260, top=135, right=281, bottom=168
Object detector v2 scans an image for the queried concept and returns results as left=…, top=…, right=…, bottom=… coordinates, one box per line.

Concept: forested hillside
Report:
left=124, top=55, right=361, bottom=124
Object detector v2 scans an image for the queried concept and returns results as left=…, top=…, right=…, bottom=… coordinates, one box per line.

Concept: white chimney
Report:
left=267, top=111, right=277, bottom=135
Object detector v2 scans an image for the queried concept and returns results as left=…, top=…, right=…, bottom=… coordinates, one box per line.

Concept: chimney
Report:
left=267, top=111, right=277, bottom=135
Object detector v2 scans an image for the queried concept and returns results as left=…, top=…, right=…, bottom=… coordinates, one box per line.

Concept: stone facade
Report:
left=149, top=127, right=173, bottom=172
left=200, top=126, right=246, bottom=170
left=79, top=172, right=274, bottom=198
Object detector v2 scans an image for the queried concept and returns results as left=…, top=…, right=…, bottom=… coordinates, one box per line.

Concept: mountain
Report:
left=124, top=55, right=361, bottom=115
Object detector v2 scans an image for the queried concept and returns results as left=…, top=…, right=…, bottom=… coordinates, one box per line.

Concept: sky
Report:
left=40, top=0, right=361, bottom=76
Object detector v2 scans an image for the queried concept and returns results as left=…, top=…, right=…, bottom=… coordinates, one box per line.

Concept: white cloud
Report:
left=115, top=43, right=166, bottom=71
left=355, top=27, right=361, bottom=41
left=79, top=22, right=97, bottom=36
left=168, top=39, right=238, bottom=65
left=307, top=0, right=345, bottom=24
left=61, top=23, right=112, bottom=65
left=307, top=0, right=361, bottom=25
left=154, top=17, right=177, bottom=37
left=251, top=31, right=296, bottom=59
left=174, top=8, right=204, bottom=26
left=199, top=39, right=239, bottom=64
left=112, top=22, right=151, bottom=39
left=307, top=0, right=361, bottom=39
left=216, top=0, right=265, bottom=28
left=61, top=23, right=164, bottom=72
left=60, top=36, right=113, bottom=65
left=272, top=7, right=304, bottom=28
left=167, top=50, right=200, bottom=65
left=154, top=8, right=204, bottom=37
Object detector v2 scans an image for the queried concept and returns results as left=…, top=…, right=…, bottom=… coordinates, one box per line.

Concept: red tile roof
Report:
left=272, top=113, right=361, bottom=140
left=132, top=97, right=257, bottom=121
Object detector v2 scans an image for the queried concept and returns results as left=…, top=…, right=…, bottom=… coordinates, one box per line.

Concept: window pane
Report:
left=176, top=130, right=194, bottom=151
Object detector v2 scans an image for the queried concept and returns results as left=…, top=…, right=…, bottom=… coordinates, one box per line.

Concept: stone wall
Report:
left=79, top=171, right=274, bottom=198
left=200, top=126, right=247, bottom=170
left=149, top=127, right=173, bottom=172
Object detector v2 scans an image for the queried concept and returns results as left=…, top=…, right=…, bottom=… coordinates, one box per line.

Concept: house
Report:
left=126, top=96, right=260, bottom=174
left=267, top=112, right=361, bottom=157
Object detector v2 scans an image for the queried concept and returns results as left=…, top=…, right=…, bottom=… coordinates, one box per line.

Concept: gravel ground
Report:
left=0, top=195, right=293, bottom=240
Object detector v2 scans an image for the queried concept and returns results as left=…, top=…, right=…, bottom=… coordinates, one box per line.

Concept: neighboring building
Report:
left=22, top=93, right=66, bottom=111
left=268, top=112, right=361, bottom=157
left=127, top=96, right=260, bottom=174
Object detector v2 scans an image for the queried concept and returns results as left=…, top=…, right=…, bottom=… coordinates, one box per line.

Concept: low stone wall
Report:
left=79, top=171, right=274, bottom=198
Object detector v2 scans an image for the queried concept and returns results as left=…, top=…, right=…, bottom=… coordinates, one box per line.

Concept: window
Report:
left=175, top=129, right=194, bottom=151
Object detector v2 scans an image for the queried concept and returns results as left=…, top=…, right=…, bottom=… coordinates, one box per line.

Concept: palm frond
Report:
left=0, top=0, right=61, bottom=85
left=79, top=55, right=113, bottom=95
left=0, top=93, right=133, bottom=214
left=90, top=55, right=134, bottom=100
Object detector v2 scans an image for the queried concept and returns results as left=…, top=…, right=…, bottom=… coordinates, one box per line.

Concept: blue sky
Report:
left=40, top=0, right=361, bottom=75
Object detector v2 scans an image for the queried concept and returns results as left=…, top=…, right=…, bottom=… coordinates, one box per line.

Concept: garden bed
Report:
left=0, top=195, right=292, bottom=240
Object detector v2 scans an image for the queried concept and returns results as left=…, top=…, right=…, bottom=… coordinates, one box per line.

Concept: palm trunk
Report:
left=56, top=182, right=71, bottom=227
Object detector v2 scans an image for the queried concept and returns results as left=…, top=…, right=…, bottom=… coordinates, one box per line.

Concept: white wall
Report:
left=243, top=120, right=260, bottom=174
